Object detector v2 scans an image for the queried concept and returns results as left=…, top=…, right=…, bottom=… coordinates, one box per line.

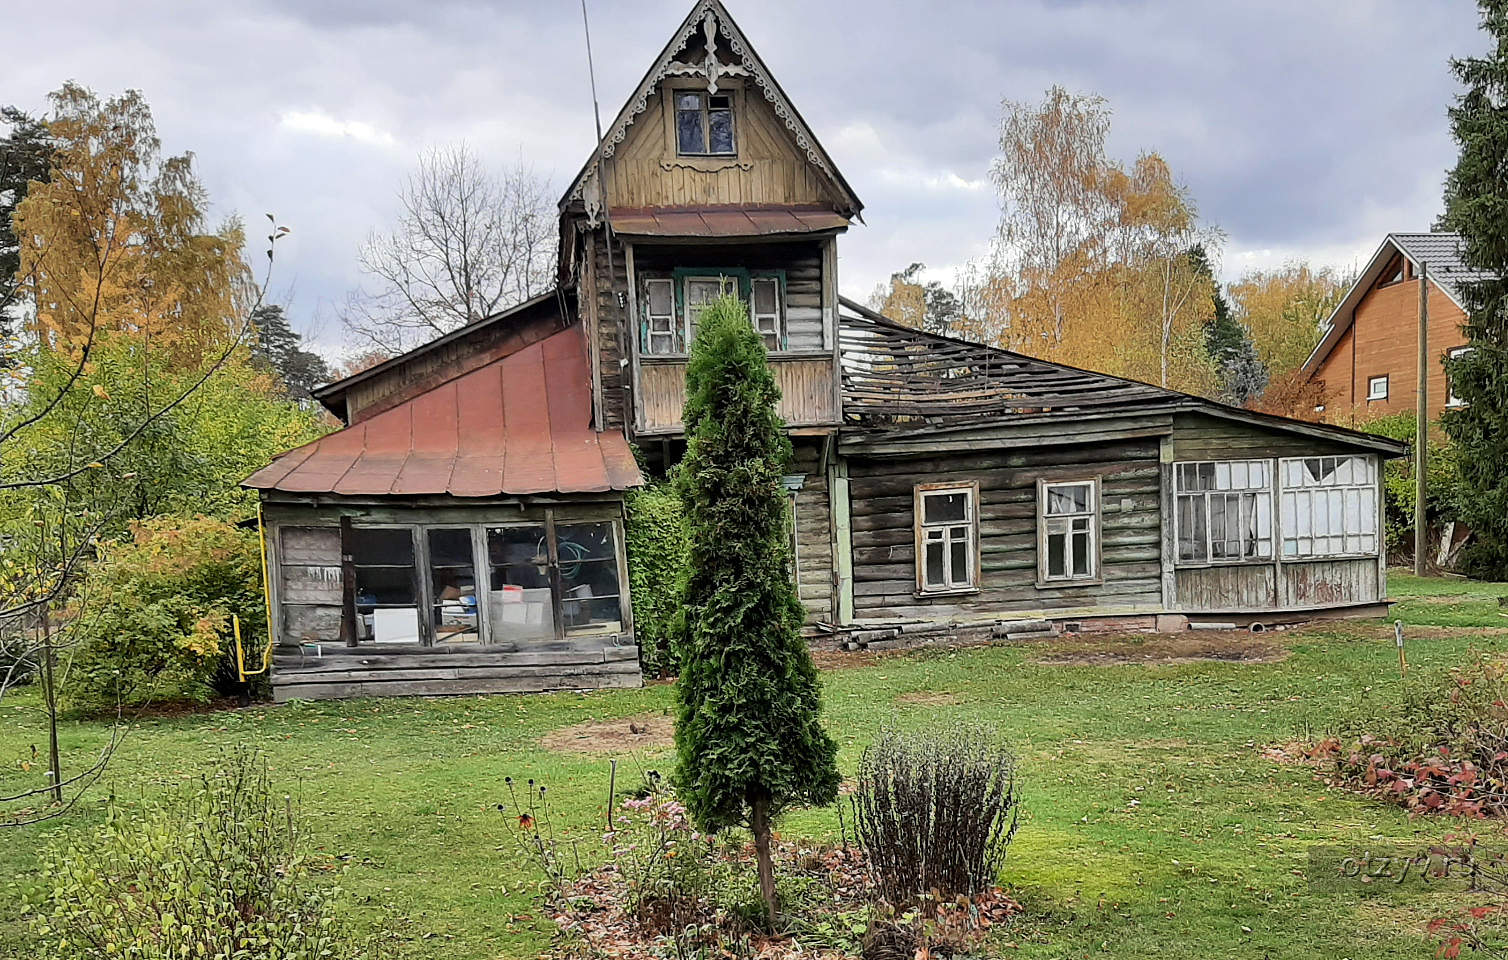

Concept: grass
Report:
left=4, top=570, right=1508, bottom=959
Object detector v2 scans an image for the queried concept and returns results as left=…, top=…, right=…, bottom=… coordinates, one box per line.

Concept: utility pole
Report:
left=1414, top=262, right=1429, bottom=576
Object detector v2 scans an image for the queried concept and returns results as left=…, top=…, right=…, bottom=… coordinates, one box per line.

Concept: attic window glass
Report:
left=1175, top=460, right=1273, bottom=564
left=675, top=91, right=735, bottom=156
left=1279, top=456, right=1378, bottom=558
left=1367, top=375, right=1389, bottom=401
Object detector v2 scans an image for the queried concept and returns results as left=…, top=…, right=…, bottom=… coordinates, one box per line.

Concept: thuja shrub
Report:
left=24, top=748, right=369, bottom=960
left=624, top=482, right=688, bottom=676
left=852, top=723, right=1022, bottom=905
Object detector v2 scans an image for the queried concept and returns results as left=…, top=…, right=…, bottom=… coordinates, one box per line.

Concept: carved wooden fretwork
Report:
left=662, top=12, right=749, bottom=94
left=567, top=0, right=839, bottom=208
left=658, top=159, right=754, bottom=173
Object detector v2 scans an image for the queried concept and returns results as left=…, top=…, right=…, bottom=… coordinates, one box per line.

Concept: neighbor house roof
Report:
left=1302, top=232, right=1487, bottom=375
left=609, top=204, right=850, bottom=239
left=837, top=297, right=1407, bottom=457
left=245, top=324, right=641, bottom=497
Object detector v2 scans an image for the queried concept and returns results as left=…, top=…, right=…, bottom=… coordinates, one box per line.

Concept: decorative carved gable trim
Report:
left=568, top=0, right=850, bottom=222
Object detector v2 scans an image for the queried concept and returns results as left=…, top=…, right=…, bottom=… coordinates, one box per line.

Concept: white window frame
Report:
left=1447, top=346, right=1473, bottom=407
left=1278, top=455, right=1379, bottom=559
left=1174, top=459, right=1275, bottom=566
left=643, top=278, right=677, bottom=355
left=914, top=481, right=979, bottom=595
left=750, top=276, right=784, bottom=351
left=1037, top=478, right=1100, bottom=584
left=1366, top=375, right=1388, bottom=401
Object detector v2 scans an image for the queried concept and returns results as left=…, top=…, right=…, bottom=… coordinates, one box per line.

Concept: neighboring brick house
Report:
left=1303, top=233, right=1486, bottom=425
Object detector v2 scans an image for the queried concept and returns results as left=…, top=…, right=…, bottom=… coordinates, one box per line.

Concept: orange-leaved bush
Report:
left=68, top=515, right=266, bottom=708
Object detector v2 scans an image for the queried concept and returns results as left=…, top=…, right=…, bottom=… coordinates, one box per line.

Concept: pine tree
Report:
left=0, top=106, right=54, bottom=361
left=1190, top=245, right=1266, bottom=405
left=250, top=304, right=333, bottom=400
left=1440, top=1, right=1508, bottom=579
left=672, top=295, right=840, bottom=927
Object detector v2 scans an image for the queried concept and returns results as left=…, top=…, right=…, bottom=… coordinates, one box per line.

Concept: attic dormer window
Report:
left=676, top=91, right=735, bottom=155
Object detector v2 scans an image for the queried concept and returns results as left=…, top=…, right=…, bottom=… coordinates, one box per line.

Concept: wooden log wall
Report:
left=585, top=228, right=631, bottom=430
left=790, top=439, right=834, bottom=623
left=1170, top=413, right=1365, bottom=460
left=845, top=439, right=1164, bottom=621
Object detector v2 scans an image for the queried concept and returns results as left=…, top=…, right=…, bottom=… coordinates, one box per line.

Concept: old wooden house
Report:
left=246, top=0, right=1407, bottom=701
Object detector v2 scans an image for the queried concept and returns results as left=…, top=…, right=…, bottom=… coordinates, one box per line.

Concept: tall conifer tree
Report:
left=672, top=294, right=839, bottom=927
left=1441, top=1, right=1508, bottom=578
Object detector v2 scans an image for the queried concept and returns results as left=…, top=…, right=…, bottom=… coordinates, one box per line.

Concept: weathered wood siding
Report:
left=584, top=228, right=630, bottom=430
left=1175, top=565, right=1276, bottom=612
left=846, top=440, right=1164, bottom=621
left=606, top=80, right=844, bottom=209
left=1281, top=558, right=1379, bottom=607
left=1170, top=412, right=1369, bottom=460
left=640, top=356, right=836, bottom=434
left=791, top=439, right=834, bottom=623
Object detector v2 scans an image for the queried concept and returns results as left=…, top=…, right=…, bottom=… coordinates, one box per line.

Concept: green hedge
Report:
left=1363, top=412, right=1462, bottom=561
left=624, top=482, right=688, bottom=677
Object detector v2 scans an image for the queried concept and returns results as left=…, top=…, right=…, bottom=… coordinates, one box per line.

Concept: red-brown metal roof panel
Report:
left=610, top=204, right=850, bottom=238
left=245, top=324, right=642, bottom=498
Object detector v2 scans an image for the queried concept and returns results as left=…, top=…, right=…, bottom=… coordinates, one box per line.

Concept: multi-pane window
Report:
left=1039, top=480, right=1098, bottom=582
left=751, top=276, right=783, bottom=351
left=675, top=90, right=735, bottom=155
left=915, top=483, right=977, bottom=593
left=643, top=278, right=677, bottom=354
left=1448, top=346, right=1473, bottom=407
left=641, top=274, right=785, bottom=355
left=1279, top=456, right=1378, bottom=558
left=1175, top=460, right=1273, bottom=564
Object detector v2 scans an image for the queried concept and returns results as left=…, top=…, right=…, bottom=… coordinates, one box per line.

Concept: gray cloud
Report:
left=7, top=0, right=1484, bottom=355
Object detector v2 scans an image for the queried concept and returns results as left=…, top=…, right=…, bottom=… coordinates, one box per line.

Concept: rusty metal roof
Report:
left=609, top=204, right=850, bottom=238
left=245, top=324, right=642, bottom=497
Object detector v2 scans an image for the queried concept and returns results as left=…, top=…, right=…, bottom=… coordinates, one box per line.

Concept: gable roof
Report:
left=1302, top=232, right=1486, bottom=375
left=247, top=324, right=641, bottom=497
left=837, top=297, right=1406, bottom=456
left=560, top=0, right=862, bottom=220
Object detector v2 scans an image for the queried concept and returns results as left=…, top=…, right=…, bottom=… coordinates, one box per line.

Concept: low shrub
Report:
left=24, top=748, right=369, bottom=960
left=852, top=723, right=1022, bottom=906
left=66, top=514, right=267, bottom=709
left=623, top=483, right=687, bottom=676
left=1363, top=412, right=1463, bottom=564
left=1316, top=652, right=1508, bottom=816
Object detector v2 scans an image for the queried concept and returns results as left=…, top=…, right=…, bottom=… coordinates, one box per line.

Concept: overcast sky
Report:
left=7, top=1, right=1486, bottom=358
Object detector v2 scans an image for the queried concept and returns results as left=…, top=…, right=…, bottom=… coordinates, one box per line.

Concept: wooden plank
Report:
left=273, top=671, right=643, bottom=703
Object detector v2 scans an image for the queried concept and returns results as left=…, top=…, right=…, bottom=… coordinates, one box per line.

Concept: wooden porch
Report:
left=270, top=639, right=642, bottom=702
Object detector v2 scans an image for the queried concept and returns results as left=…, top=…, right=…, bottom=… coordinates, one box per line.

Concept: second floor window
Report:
left=641, top=272, right=785, bottom=355
left=675, top=91, right=735, bottom=155
left=1367, top=375, right=1388, bottom=401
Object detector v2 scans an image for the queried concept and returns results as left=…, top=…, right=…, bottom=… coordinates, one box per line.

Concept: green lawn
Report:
left=5, top=572, right=1508, bottom=958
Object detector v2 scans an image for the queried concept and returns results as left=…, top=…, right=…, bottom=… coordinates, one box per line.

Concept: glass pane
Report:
left=925, top=540, right=945, bottom=587
left=1047, top=532, right=1066, bottom=579
left=428, top=528, right=478, bottom=645
left=752, top=278, right=777, bottom=314
left=1072, top=530, right=1090, bottom=577
left=676, top=104, right=705, bottom=153
left=350, top=527, right=413, bottom=564
left=923, top=491, right=967, bottom=523
left=949, top=534, right=968, bottom=587
left=1046, top=483, right=1090, bottom=515
left=708, top=106, right=734, bottom=153
left=486, top=525, right=553, bottom=641
left=557, top=523, right=621, bottom=635
left=676, top=91, right=702, bottom=110
left=647, top=280, right=673, bottom=315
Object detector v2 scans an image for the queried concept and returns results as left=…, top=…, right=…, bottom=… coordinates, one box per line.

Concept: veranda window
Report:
left=915, top=482, right=978, bottom=594
left=1279, top=456, right=1378, bottom=558
left=349, top=527, right=421, bottom=643
left=1039, top=479, right=1099, bottom=582
left=641, top=272, right=787, bottom=355
left=1175, top=460, right=1273, bottom=564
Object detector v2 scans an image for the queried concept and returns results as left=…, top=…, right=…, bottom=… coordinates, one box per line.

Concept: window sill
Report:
left=640, top=350, right=832, bottom=363
left=1036, top=577, right=1103, bottom=589
left=915, top=587, right=980, bottom=600
left=1279, top=553, right=1380, bottom=563
left=1173, top=559, right=1276, bottom=570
